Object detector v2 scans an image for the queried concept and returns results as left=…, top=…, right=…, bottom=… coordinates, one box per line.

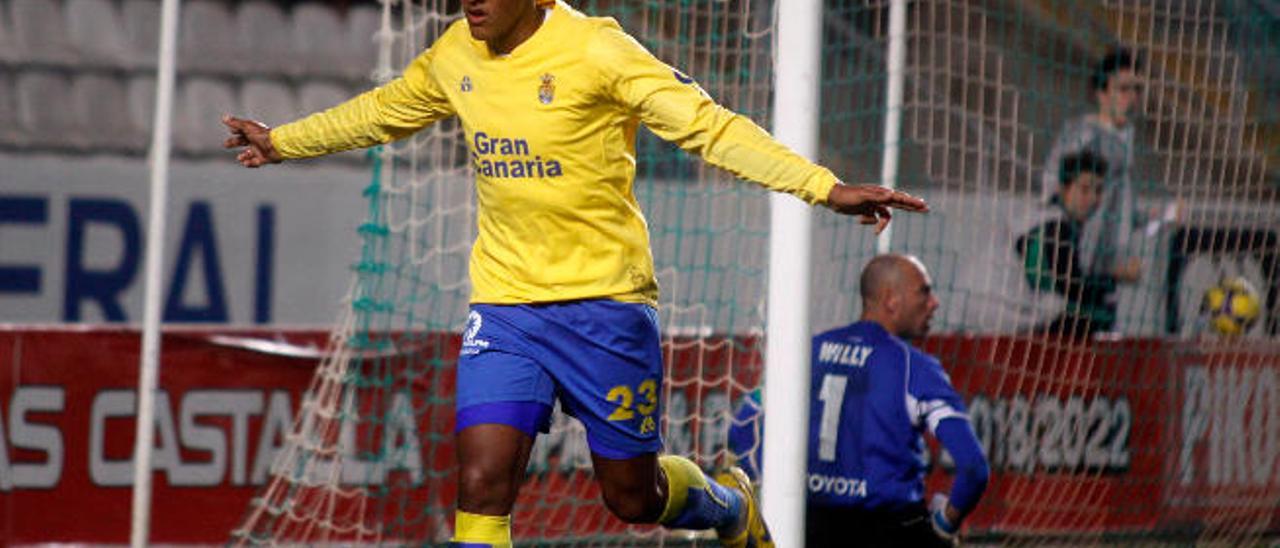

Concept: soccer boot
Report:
left=714, top=466, right=773, bottom=548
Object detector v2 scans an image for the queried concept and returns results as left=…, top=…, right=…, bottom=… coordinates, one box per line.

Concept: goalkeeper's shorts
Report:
left=455, top=299, right=664, bottom=459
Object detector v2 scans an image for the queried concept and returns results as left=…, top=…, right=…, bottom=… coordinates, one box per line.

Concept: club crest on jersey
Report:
left=538, top=73, right=555, bottom=104
left=460, top=76, right=473, bottom=92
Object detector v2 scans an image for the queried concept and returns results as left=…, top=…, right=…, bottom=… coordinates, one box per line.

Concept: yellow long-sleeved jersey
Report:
left=271, top=1, right=839, bottom=306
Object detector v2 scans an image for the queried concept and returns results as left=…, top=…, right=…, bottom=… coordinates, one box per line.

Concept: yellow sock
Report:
left=451, top=510, right=512, bottom=548
left=657, top=455, right=740, bottom=530
left=658, top=455, right=704, bottom=523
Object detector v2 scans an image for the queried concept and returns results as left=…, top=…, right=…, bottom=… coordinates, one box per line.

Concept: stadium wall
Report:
left=0, top=152, right=368, bottom=325
left=4, top=155, right=1273, bottom=337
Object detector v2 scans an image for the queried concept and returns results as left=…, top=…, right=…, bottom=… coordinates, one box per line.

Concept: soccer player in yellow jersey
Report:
left=224, top=0, right=928, bottom=546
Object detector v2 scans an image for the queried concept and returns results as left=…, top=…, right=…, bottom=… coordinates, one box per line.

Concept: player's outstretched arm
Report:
left=221, top=40, right=455, bottom=165
left=223, top=115, right=283, bottom=168
left=585, top=27, right=929, bottom=230
left=824, top=183, right=930, bottom=235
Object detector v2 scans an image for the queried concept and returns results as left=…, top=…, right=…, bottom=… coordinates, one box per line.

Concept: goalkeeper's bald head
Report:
left=859, top=254, right=939, bottom=340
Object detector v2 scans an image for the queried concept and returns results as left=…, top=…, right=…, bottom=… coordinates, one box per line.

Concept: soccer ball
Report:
left=1201, top=277, right=1262, bottom=336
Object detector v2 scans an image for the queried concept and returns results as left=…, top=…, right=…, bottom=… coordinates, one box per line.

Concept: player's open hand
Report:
left=825, top=183, right=929, bottom=234
left=222, top=115, right=283, bottom=168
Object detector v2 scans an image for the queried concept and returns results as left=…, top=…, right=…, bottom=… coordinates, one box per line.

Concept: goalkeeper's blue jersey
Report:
left=807, top=321, right=968, bottom=510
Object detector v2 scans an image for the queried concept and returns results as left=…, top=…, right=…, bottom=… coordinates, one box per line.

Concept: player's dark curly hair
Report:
left=1059, top=149, right=1109, bottom=186
left=1090, top=48, right=1142, bottom=92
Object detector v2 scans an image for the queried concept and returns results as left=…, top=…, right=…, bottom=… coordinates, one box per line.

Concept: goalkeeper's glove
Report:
left=928, top=493, right=960, bottom=547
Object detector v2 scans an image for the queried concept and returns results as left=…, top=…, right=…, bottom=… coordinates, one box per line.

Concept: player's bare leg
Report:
left=453, top=424, right=535, bottom=546
left=591, top=452, right=666, bottom=523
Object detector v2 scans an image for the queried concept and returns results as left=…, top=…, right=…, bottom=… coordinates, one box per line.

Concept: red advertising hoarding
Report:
left=0, top=327, right=1276, bottom=543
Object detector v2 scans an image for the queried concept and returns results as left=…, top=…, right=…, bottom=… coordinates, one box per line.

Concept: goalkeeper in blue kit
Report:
left=223, top=0, right=929, bottom=546
left=806, top=255, right=988, bottom=546
left=730, top=255, right=989, bottom=546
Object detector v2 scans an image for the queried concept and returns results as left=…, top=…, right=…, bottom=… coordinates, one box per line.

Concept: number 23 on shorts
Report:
left=607, top=378, right=659, bottom=434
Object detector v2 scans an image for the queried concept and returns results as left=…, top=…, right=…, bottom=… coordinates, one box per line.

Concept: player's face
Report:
left=896, top=260, right=940, bottom=340
left=1097, top=68, right=1142, bottom=126
left=463, top=0, right=542, bottom=53
left=1062, top=173, right=1102, bottom=222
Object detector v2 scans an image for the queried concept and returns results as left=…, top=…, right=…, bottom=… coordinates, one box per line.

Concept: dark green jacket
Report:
left=1015, top=207, right=1117, bottom=333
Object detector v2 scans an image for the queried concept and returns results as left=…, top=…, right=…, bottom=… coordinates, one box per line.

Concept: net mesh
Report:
left=814, top=0, right=1279, bottom=544
left=232, top=0, right=1279, bottom=545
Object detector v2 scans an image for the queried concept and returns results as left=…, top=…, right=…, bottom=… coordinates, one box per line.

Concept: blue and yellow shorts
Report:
left=455, top=299, right=664, bottom=459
